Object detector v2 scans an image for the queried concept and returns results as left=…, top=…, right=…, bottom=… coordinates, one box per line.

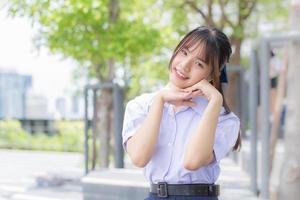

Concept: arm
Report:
left=183, top=89, right=223, bottom=170
left=126, top=95, right=164, bottom=168
left=183, top=95, right=222, bottom=170
left=126, top=89, right=196, bottom=168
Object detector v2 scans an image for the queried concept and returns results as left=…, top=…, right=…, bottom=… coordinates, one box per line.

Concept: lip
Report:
left=173, top=68, right=188, bottom=80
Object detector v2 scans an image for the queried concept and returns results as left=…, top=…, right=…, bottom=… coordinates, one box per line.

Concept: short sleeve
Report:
left=122, top=97, right=148, bottom=153
left=213, top=112, right=240, bottom=163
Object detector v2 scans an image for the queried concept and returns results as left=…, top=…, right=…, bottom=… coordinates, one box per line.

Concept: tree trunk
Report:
left=278, top=0, right=300, bottom=199
left=92, top=90, right=98, bottom=170
left=94, top=0, right=119, bottom=169
left=97, top=88, right=113, bottom=168
left=269, top=54, right=287, bottom=173
left=225, top=36, right=242, bottom=114
left=225, top=72, right=238, bottom=113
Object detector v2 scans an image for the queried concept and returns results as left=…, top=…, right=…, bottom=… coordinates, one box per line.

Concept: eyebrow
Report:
left=184, top=47, right=207, bottom=64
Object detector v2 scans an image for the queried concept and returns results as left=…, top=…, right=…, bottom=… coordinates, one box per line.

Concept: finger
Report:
left=179, top=88, right=190, bottom=93
left=193, top=90, right=204, bottom=96
left=182, top=91, right=194, bottom=100
left=190, top=88, right=203, bottom=93
left=181, top=100, right=197, bottom=107
left=179, top=90, right=191, bottom=97
left=182, top=88, right=193, bottom=93
left=185, top=86, right=202, bottom=93
left=188, top=89, right=203, bottom=97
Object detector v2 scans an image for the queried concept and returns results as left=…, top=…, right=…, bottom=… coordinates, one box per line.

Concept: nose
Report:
left=179, top=57, right=192, bottom=72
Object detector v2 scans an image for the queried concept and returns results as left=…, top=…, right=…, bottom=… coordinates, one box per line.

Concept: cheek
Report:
left=171, top=56, right=181, bottom=67
left=190, top=69, right=206, bottom=81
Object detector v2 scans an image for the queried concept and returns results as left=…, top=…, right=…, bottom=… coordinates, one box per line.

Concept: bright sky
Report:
left=0, top=8, right=78, bottom=110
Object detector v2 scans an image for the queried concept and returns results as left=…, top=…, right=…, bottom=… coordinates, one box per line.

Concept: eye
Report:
left=195, top=61, right=203, bottom=68
left=180, top=49, right=188, bottom=56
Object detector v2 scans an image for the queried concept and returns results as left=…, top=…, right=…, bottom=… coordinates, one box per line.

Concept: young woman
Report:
left=122, top=26, right=241, bottom=200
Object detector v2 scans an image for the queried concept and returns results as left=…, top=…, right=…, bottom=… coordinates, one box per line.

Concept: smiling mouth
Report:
left=174, top=68, right=188, bottom=80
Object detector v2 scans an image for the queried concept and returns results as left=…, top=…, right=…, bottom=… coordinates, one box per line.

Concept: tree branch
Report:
left=218, top=0, right=235, bottom=28
left=241, top=0, right=257, bottom=20
left=95, top=63, right=104, bottom=81
left=185, top=0, right=209, bottom=24
left=208, top=0, right=213, bottom=21
left=109, top=0, right=119, bottom=23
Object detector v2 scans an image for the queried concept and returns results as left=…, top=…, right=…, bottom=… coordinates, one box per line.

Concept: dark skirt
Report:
left=144, top=192, right=219, bottom=200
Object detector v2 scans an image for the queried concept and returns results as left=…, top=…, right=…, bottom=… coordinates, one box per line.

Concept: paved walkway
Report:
left=123, top=154, right=259, bottom=200
left=0, top=149, right=83, bottom=200
left=0, top=149, right=259, bottom=200
left=217, top=158, right=259, bottom=200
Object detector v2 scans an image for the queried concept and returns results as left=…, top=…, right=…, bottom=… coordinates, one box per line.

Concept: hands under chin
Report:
left=158, top=87, right=196, bottom=107
left=182, top=79, right=223, bottom=103
left=159, top=80, right=223, bottom=108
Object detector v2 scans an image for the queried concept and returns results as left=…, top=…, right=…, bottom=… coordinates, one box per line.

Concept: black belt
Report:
left=150, top=182, right=220, bottom=198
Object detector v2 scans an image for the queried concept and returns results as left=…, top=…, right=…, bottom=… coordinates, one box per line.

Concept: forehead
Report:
left=183, top=41, right=207, bottom=62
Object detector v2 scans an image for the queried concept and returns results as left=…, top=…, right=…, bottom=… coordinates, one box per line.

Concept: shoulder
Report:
left=192, top=97, right=235, bottom=118
left=217, top=111, right=240, bottom=131
left=217, top=111, right=240, bottom=138
left=126, top=91, right=158, bottom=112
left=218, top=111, right=240, bottom=123
left=127, top=91, right=157, bottom=106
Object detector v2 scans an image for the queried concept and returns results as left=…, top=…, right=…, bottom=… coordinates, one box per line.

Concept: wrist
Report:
left=155, top=92, right=165, bottom=104
left=209, top=93, right=223, bottom=105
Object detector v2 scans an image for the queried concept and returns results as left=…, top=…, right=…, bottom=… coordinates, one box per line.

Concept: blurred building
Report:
left=71, top=95, right=79, bottom=115
left=53, top=95, right=84, bottom=120
left=70, top=95, right=84, bottom=119
left=0, top=69, right=84, bottom=121
left=0, top=70, right=32, bottom=119
left=25, top=90, right=50, bottom=119
left=55, top=97, right=67, bottom=119
left=0, top=69, right=85, bottom=135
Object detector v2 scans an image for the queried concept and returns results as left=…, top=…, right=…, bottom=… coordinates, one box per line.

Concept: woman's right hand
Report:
left=157, top=87, right=197, bottom=107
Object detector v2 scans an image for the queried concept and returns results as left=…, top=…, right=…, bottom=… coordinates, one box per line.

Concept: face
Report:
left=169, top=42, right=212, bottom=89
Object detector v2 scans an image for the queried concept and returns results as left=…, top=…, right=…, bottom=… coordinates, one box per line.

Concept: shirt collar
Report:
left=163, top=95, right=225, bottom=115
left=161, top=84, right=225, bottom=115
left=190, top=96, right=207, bottom=114
left=192, top=96, right=226, bottom=115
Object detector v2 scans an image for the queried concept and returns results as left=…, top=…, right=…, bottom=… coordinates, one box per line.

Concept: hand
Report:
left=183, top=79, right=223, bottom=103
left=158, top=87, right=197, bottom=107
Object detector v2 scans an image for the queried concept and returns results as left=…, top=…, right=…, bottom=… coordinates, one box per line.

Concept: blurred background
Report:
left=0, top=0, right=299, bottom=200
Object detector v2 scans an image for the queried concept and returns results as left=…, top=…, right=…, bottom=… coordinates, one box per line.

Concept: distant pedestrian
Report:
left=122, top=26, right=241, bottom=200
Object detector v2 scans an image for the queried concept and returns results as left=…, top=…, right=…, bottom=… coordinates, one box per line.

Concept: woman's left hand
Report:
left=183, top=79, right=223, bottom=103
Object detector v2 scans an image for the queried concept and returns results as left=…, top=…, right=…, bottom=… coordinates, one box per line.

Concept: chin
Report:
left=169, top=78, right=189, bottom=89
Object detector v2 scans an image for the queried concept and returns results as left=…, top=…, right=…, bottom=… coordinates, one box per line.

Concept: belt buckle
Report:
left=208, top=185, right=214, bottom=196
left=157, top=182, right=168, bottom=198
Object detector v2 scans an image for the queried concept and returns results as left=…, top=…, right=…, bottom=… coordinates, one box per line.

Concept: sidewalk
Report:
left=123, top=153, right=259, bottom=200
left=82, top=154, right=260, bottom=200
left=217, top=158, right=259, bottom=200
left=0, top=149, right=259, bottom=200
left=0, top=149, right=83, bottom=200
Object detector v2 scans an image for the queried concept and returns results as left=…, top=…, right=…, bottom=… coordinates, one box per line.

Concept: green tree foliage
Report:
left=162, top=0, right=288, bottom=64
left=5, top=0, right=173, bottom=99
left=160, top=0, right=288, bottom=112
left=4, top=0, right=288, bottom=98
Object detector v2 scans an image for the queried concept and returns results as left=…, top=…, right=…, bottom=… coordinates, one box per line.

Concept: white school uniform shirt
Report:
left=122, top=91, right=240, bottom=184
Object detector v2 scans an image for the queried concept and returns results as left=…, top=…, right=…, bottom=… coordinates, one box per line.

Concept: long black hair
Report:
left=168, top=26, right=241, bottom=151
